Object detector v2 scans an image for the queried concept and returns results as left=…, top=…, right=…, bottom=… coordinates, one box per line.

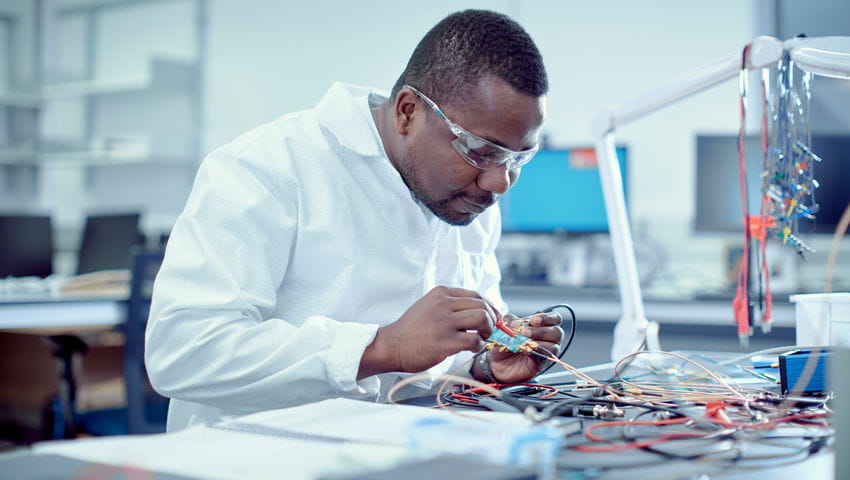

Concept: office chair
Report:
left=50, top=213, right=142, bottom=438
left=76, top=213, right=143, bottom=275
left=69, top=249, right=168, bottom=437
left=122, top=248, right=168, bottom=434
left=0, top=214, right=53, bottom=278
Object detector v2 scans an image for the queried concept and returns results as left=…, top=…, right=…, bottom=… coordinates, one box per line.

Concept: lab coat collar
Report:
left=316, top=82, right=457, bottom=237
left=316, top=82, right=389, bottom=158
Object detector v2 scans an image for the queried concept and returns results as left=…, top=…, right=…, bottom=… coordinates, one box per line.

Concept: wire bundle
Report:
left=387, top=302, right=833, bottom=476
left=439, top=348, right=832, bottom=476
left=763, top=51, right=819, bottom=257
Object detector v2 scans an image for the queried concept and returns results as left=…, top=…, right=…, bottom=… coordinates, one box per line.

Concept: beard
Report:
left=395, top=147, right=485, bottom=227
left=411, top=190, right=474, bottom=226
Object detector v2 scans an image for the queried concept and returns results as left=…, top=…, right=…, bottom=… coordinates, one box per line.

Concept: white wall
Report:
left=202, top=0, right=765, bottom=293
left=201, top=0, right=850, bottom=295
left=203, top=0, right=515, bottom=152
left=5, top=0, right=848, bottom=290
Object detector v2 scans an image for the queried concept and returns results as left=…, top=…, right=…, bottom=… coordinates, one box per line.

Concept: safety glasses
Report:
left=403, top=85, right=538, bottom=171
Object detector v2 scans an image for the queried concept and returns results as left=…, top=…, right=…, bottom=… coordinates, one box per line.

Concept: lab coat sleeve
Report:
left=145, top=144, right=380, bottom=416
left=447, top=208, right=508, bottom=378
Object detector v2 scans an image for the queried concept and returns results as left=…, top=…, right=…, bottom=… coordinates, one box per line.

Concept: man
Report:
left=146, top=9, right=562, bottom=431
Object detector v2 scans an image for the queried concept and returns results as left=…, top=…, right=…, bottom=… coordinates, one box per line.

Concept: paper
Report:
left=33, top=426, right=411, bottom=480
left=31, top=399, right=548, bottom=479
left=220, top=397, right=531, bottom=446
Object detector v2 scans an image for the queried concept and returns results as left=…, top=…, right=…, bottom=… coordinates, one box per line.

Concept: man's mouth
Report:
left=460, top=197, right=491, bottom=213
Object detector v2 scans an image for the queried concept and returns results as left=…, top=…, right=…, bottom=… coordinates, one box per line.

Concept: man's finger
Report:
left=518, top=325, right=563, bottom=344
left=451, top=331, right=484, bottom=353
left=440, top=286, right=484, bottom=299
left=453, top=309, right=495, bottom=338
left=445, top=295, right=502, bottom=325
left=528, top=312, right=562, bottom=327
left=533, top=341, right=560, bottom=358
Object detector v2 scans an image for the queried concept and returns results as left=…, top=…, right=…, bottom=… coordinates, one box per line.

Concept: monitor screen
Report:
left=499, top=147, right=627, bottom=233
left=76, top=213, right=143, bottom=274
left=0, top=215, right=54, bottom=278
left=695, top=134, right=850, bottom=234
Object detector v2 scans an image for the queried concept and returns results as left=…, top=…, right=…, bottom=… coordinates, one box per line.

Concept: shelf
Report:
left=0, top=91, right=41, bottom=108
left=41, top=59, right=196, bottom=100
left=37, top=150, right=196, bottom=166
left=0, top=148, right=37, bottom=165
left=0, top=0, right=205, bottom=235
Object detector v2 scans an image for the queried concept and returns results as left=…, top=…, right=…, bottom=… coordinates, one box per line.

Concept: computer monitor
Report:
left=0, top=215, right=54, bottom=278
left=499, top=147, right=628, bottom=233
left=76, top=213, right=143, bottom=274
left=695, top=134, right=850, bottom=234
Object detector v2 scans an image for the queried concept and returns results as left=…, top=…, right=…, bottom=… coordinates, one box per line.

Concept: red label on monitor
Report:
left=571, top=148, right=598, bottom=169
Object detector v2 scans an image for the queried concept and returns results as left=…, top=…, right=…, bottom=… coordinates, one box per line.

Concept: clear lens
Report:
left=465, top=136, right=488, bottom=151
left=404, top=84, right=538, bottom=171
left=452, top=137, right=537, bottom=171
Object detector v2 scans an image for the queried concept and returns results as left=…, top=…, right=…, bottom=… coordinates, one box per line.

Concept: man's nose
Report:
left=477, top=164, right=512, bottom=194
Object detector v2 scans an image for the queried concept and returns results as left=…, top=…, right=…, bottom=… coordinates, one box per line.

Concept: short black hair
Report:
left=390, top=9, right=548, bottom=108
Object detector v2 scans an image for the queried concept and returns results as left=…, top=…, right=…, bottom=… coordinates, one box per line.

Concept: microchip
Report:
left=487, top=329, right=536, bottom=353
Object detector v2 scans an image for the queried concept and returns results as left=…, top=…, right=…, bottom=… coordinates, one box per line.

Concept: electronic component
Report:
left=778, top=349, right=831, bottom=394
left=486, top=324, right=538, bottom=354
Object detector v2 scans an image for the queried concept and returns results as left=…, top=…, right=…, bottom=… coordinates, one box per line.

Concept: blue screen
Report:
left=499, top=147, right=627, bottom=232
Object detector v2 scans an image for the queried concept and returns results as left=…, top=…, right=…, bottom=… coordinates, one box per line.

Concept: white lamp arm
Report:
left=594, top=36, right=783, bottom=135
left=592, top=36, right=783, bottom=362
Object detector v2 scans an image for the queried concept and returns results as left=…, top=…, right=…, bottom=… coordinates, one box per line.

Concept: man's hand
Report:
left=487, top=312, right=563, bottom=384
left=358, top=286, right=497, bottom=379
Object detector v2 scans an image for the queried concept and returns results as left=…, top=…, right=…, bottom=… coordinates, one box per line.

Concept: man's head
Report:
left=381, top=9, right=548, bottom=226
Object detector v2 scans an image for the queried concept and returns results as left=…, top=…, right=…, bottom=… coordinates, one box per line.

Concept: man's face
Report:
left=394, top=76, right=546, bottom=226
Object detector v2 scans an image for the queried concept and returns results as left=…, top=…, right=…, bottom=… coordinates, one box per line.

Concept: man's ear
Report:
left=393, top=89, right=417, bottom=135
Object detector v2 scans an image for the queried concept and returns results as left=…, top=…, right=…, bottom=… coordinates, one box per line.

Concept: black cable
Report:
left=615, top=402, right=829, bottom=469
left=618, top=407, right=735, bottom=462
left=438, top=391, right=488, bottom=409
left=534, top=304, right=576, bottom=376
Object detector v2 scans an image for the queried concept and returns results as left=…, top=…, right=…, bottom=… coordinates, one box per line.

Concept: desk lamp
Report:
left=592, top=37, right=850, bottom=477
left=591, top=35, right=850, bottom=362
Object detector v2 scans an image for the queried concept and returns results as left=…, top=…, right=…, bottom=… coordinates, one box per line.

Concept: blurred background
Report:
left=1, top=0, right=848, bottom=290
left=0, top=0, right=848, bottom=446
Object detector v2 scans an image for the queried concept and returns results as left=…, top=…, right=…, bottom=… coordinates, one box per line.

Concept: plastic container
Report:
left=789, top=292, right=850, bottom=346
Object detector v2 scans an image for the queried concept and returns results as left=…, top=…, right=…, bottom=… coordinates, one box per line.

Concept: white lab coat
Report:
left=146, top=82, right=508, bottom=431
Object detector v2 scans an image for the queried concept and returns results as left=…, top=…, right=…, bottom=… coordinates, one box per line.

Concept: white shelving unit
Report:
left=40, top=57, right=199, bottom=166
left=1, top=0, right=206, bottom=273
left=0, top=1, right=40, bottom=206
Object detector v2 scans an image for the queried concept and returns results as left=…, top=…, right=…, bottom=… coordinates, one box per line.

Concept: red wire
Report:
left=753, top=411, right=830, bottom=430
left=733, top=44, right=752, bottom=339
left=584, top=417, right=691, bottom=443
left=464, top=383, right=559, bottom=396
left=574, top=417, right=702, bottom=452
left=448, top=393, right=480, bottom=404
left=572, top=432, right=705, bottom=452
left=574, top=410, right=830, bottom=453
left=701, top=402, right=830, bottom=430
left=450, top=382, right=562, bottom=405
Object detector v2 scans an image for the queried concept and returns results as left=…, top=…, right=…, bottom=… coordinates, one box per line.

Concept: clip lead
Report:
left=495, top=319, right=516, bottom=337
